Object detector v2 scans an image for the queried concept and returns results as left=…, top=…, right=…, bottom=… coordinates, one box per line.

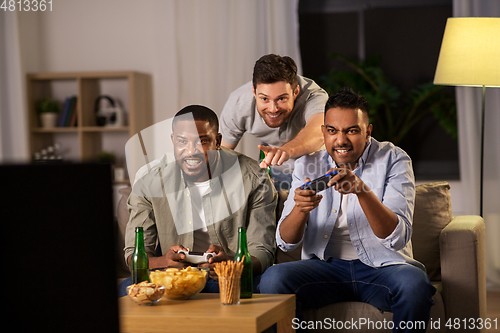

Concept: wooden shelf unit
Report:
left=27, top=71, right=153, bottom=167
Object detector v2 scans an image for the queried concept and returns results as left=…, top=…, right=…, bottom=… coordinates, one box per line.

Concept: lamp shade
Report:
left=434, top=17, right=500, bottom=87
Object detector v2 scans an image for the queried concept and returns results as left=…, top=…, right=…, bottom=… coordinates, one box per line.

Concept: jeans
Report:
left=258, top=258, right=436, bottom=333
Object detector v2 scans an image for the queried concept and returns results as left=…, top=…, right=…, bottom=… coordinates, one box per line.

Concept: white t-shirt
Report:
left=324, top=194, right=359, bottom=260
left=189, top=180, right=212, bottom=252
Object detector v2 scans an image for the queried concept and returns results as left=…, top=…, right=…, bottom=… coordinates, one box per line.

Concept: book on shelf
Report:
left=69, top=99, right=78, bottom=127
left=65, top=96, right=77, bottom=127
left=58, top=97, right=71, bottom=127
left=58, top=96, right=77, bottom=127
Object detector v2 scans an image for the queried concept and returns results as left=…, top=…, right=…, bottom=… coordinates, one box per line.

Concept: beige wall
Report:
left=18, top=0, right=179, bottom=124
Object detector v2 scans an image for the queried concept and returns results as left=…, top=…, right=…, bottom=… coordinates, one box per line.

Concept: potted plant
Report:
left=97, top=151, right=116, bottom=164
left=37, top=97, right=60, bottom=128
left=320, top=53, right=457, bottom=145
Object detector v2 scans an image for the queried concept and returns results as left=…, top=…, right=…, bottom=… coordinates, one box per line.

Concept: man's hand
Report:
left=198, top=244, right=230, bottom=280
left=278, top=177, right=322, bottom=244
left=293, top=177, right=323, bottom=214
left=258, top=145, right=290, bottom=168
left=327, top=168, right=368, bottom=195
left=131, top=244, right=190, bottom=270
left=158, top=244, right=190, bottom=269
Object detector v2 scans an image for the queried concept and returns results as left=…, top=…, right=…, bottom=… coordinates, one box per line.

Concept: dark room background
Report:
left=298, top=0, right=457, bottom=181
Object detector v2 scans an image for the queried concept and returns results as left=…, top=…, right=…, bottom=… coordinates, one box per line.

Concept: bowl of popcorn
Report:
left=149, top=266, right=208, bottom=299
left=126, top=281, right=165, bottom=305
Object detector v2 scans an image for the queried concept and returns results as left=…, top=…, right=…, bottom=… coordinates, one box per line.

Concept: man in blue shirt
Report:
left=259, top=88, right=436, bottom=332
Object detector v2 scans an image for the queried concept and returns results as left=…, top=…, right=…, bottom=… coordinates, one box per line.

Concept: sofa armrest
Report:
left=439, top=215, right=486, bottom=323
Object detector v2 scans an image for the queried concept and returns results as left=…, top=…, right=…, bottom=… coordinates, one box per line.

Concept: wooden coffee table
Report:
left=119, top=293, right=296, bottom=333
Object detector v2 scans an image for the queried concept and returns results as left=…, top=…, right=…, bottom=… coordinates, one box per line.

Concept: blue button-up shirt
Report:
left=277, top=137, right=424, bottom=270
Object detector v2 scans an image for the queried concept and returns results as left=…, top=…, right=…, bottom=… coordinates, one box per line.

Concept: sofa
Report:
left=116, top=181, right=486, bottom=332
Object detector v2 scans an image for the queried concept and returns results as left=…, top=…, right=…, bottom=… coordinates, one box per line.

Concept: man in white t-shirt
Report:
left=220, top=54, right=328, bottom=190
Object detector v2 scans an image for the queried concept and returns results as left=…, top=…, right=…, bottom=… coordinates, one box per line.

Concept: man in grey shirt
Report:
left=122, top=105, right=277, bottom=294
left=220, top=54, right=328, bottom=190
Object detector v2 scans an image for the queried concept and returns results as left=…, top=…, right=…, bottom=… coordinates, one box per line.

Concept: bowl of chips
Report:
left=150, top=266, right=208, bottom=299
left=126, top=281, right=165, bottom=305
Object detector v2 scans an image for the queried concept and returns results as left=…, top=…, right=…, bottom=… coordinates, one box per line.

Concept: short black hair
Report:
left=252, top=54, right=298, bottom=90
left=172, top=105, right=219, bottom=132
left=325, top=87, right=369, bottom=121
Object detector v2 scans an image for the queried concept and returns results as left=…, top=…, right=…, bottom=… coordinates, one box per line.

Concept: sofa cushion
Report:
left=412, top=182, right=453, bottom=281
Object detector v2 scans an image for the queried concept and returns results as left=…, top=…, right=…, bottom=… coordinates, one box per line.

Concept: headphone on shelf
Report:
left=94, top=95, right=125, bottom=127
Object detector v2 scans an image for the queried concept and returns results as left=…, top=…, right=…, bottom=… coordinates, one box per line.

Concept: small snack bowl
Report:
left=126, top=281, right=165, bottom=305
left=150, top=266, right=208, bottom=300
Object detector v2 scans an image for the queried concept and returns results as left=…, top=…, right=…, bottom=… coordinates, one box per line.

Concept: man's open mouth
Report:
left=267, top=113, right=281, bottom=120
left=334, top=148, right=352, bottom=156
left=183, top=157, right=204, bottom=168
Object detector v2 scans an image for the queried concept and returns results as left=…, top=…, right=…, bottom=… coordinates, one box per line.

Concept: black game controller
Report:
left=178, top=250, right=215, bottom=264
left=301, top=170, right=339, bottom=193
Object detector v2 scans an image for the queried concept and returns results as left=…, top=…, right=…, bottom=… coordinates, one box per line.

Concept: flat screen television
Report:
left=1, top=163, right=120, bottom=332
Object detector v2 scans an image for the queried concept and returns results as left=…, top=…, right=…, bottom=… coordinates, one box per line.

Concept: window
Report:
left=298, top=0, right=458, bottom=180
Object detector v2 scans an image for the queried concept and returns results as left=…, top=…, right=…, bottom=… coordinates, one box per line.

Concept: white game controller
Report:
left=178, top=250, right=216, bottom=264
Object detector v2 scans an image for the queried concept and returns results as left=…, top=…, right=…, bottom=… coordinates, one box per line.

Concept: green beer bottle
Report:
left=131, top=227, right=149, bottom=284
left=259, top=149, right=271, bottom=177
left=234, top=227, right=253, bottom=298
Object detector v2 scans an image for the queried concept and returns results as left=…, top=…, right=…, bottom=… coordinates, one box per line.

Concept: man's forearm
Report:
left=356, top=187, right=398, bottom=239
left=280, top=113, right=324, bottom=159
left=278, top=206, right=309, bottom=244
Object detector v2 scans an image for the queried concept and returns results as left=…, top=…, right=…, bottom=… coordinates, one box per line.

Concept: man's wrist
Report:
left=353, top=178, right=370, bottom=195
left=148, top=255, right=167, bottom=269
left=278, top=144, right=293, bottom=159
